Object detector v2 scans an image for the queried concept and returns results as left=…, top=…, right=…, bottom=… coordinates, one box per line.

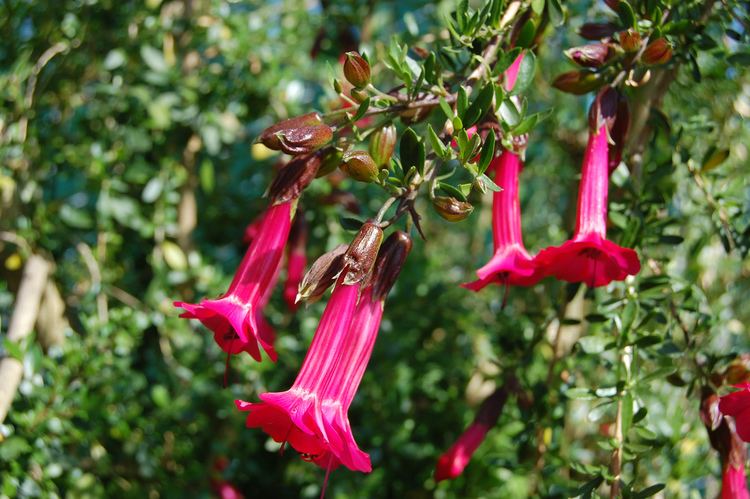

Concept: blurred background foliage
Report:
left=1, top=0, right=749, bottom=497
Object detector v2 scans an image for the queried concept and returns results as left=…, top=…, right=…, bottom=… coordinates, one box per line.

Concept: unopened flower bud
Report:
left=552, top=71, right=602, bottom=95
left=296, top=244, right=348, bottom=304
left=333, top=78, right=343, bottom=94
left=341, top=150, right=379, bottom=183
left=565, top=43, right=612, bottom=68
left=268, top=152, right=323, bottom=204
left=371, top=231, right=412, bottom=300
left=369, top=125, right=397, bottom=167
left=619, top=29, right=642, bottom=52
left=258, top=112, right=333, bottom=155
left=343, top=51, right=371, bottom=89
left=578, top=22, right=618, bottom=40
left=432, top=196, right=474, bottom=222
left=642, top=38, right=672, bottom=65
left=317, top=148, right=343, bottom=177
left=342, top=221, right=383, bottom=285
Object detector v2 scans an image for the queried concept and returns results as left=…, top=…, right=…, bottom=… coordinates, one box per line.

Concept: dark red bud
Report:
left=268, top=152, right=323, bottom=204
left=619, top=29, right=642, bottom=52
left=578, top=22, right=618, bottom=40
left=371, top=231, right=412, bottom=301
left=259, top=112, right=333, bottom=155
left=588, top=86, right=619, bottom=133
left=369, top=125, right=397, bottom=167
left=474, top=387, right=510, bottom=428
left=342, top=221, right=383, bottom=285
left=341, top=150, right=379, bottom=183
left=551, top=71, right=602, bottom=95
left=565, top=43, right=612, bottom=68
left=297, top=244, right=348, bottom=304
left=432, top=196, right=474, bottom=222
left=343, top=51, right=371, bottom=89
left=642, top=38, right=673, bottom=65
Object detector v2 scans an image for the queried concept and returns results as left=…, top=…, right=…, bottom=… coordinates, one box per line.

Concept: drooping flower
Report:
left=284, top=211, right=308, bottom=311
left=720, top=383, right=750, bottom=442
left=175, top=153, right=321, bottom=361
left=463, top=150, right=541, bottom=294
left=237, top=223, right=386, bottom=472
left=435, top=387, right=509, bottom=482
left=534, top=90, right=640, bottom=287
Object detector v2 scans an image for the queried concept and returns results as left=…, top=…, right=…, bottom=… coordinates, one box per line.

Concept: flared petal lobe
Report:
left=175, top=200, right=294, bottom=360
left=722, top=464, right=750, bottom=499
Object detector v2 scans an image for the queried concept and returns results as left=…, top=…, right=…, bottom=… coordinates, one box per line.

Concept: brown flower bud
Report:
left=316, top=148, right=343, bottom=177
left=296, top=244, right=348, bottom=304
left=565, top=43, right=612, bottom=68
left=432, top=196, right=474, bottom=222
left=578, top=22, right=618, bottom=40
left=369, top=125, right=397, bottom=168
left=642, top=38, right=672, bottom=65
left=552, top=71, right=602, bottom=95
left=343, top=51, right=371, bottom=89
left=619, top=29, right=642, bottom=52
left=341, top=150, right=379, bottom=183
left=258, top=112, right=333, bottom=155
left=371, top=231, right=412, bottom=301
left=342, top=221, right=383, bottom=285
left=267, top=152, right=323, bottom=204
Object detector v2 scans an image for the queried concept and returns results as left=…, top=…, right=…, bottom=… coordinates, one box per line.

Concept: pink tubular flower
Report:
left=722, top=463, right=750, bottom=499
left=236, top=281, right=361, bottom=471
left=283, top=212, right=308, bottom=312
left=463, top=150, right=541, bottom=294
left=175, top=200, right=294, bottom=362
left=720, top=383, right=750, bottom=442
left=435, top=387, right=508, bottom=482
left=534, top=122, right=640, bottom=287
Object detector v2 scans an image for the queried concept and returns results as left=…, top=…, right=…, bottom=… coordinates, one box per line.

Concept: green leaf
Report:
left=2, top=338, right=24, bottom=361
left=477, top=132, right=496, bottom=174
left=141, top=45, right=168, bottom=73
left=427, top=124, right=449, bottom=159
left=457, top=86, right=468, bottom=117
left=400, top=128, right=425, bottom=175
left=479, top=173, right=502, bottom=192
left=498, top=99, right=521, bottom=127
left=702, top=147, right=729, bottom=172
left=438, top=182, right=468, bottom=201
left=566, top=387, right=596, bottom=400
left=439, top=96, right=455, bottom=120
left=351, top=97, right=370, bottom=122
left=340, top=216, right=364, bottom=231
left=631, top=484, right=666, bottom=499
left=516, top=19, right=536, bottom=48
left=463, top=82, right=495, bottom=128
left=510, top=52, right=536, bottom=95
left=617, top=0, right=636, bottom=29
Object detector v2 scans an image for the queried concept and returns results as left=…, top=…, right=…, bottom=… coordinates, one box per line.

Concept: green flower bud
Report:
left=432, top=196, right=474, bottom=222
left=343, top=51, right=371, bottom=89
left=369, top=125, right=397, bottom=168
left=341, top=150, right=379, bottom=183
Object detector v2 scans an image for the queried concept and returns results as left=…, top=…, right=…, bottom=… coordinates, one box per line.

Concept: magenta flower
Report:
left=503, top=52, right=525, bottom=91
left=435, top=388, right=508, bottom=481
left=284, top=212, right=307, bottom=312
left=534, top=123, right=640, bottom=287
left=236, top=281, right=362, bottom=471
left=175, top=200, right=294, bottom=362
left=722, top=463, right=750, bottom=499
left=720, top=383, right=750, bottom=442
left=463, top=150, right=541, bottom=294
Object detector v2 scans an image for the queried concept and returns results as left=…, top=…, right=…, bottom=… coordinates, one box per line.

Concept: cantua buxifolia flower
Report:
left=283, top=211, right=307, bottom=312
left=463, top=150, right=541, bottom=293
left=237, top=224, right=386, bottom=472
left=720, top=383, right=750, bottom=442
left=174, top=153, right=321, bottom=361
left=435, top=387, right=508, bottom=481
left=703, top=387, right=750, bottom=499
left=534, top=90, right=640, bottom=287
